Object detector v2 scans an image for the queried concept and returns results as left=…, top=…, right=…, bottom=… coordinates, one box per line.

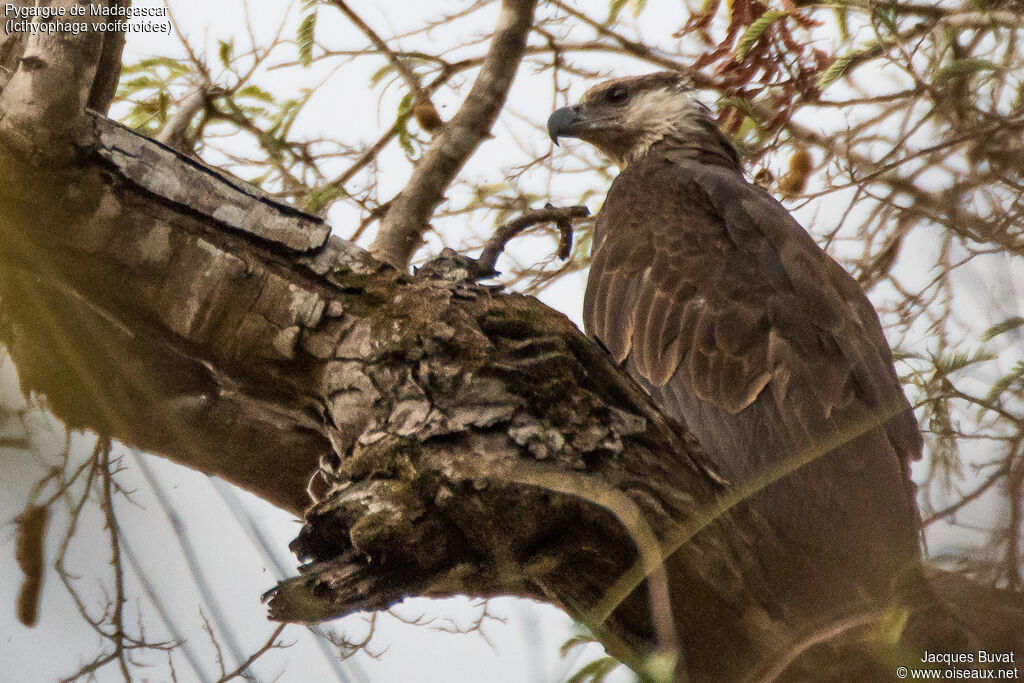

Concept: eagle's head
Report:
left=547, top=71, right=736, bottom=168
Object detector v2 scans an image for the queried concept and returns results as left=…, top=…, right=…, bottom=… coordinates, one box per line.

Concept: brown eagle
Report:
left=547, top=72, right=922, bottom=614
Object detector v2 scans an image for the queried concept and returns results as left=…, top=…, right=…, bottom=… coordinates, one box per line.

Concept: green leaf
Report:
left=121, top=57, right=190, bottom=77
left=278, top=102, right=303, bottom=139
left=369, top=63, right=395, bottom=87
left=637, top=650, right=678, bottom=683
left=698, top=0, right=720, bottom=16
left=237, top=84, right=276, bottom=103
left=924, top=396, right=958, bottom=484
left=264, top=97, right=306, bottom=147
left=606, top=0, right=650, bottom=22
left=983, top=316, right=1024, bottom=341
left=119, top=75, right=159, bottom=92
left=218, top=39, right=233, bottom=68
left=606, top=0, right=628, bottom=23
left=735, top=10, right=787, bottom=61
left=816, top=50, right=861, bottom=90
left=876, top=606, right=911, bottom=646
left=891, top=348, right=925, bottom=363
left=986, top=362, right=1024, bottom=403
left=559, top=634, right=598, bottom=658
left=717, top=95, right=767, bottom=123
left=157, top=90, right=169, bottom=123
left=393, top=91, right=416, bottom=155
left=298, top=11, right=317, bottom=67
left=872, top=5, right=898, bottom=33
left=466, top=182, right=510, bottom=209
left=933, top=58, right=1001, bottom=84
left=122, top=103, right=160, bottom=131
left=247, top=169, right=272, bottom=187
left=983, top=362, right=1024, bottom=405
left=834, top=7, right=849, bottom=42
left=567, top=657, right=621, bottom=683
left=303, top=185, right=348, bottom=215
left=932, top=350, right=994, bottom=378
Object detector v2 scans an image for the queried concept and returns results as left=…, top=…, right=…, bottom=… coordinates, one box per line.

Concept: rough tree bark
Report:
left=0, top=7, right=1020, bottom=683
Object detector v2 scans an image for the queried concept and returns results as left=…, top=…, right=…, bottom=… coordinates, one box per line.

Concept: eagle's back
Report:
left=584, top=148, right=922, bottom=610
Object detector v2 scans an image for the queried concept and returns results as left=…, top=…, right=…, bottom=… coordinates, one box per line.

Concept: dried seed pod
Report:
left=753, top=167, right=775, bottom=190
left=413, top=96, right=443, bottom=133
left=15, top=504, right=49, bottom=627
left=778, top=146, right=813, bottom=198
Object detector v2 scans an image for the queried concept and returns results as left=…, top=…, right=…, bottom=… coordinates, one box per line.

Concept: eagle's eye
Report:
left=606, top=84, right=630, bottom=105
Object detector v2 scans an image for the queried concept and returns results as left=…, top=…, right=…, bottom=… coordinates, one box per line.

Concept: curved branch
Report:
left=474, top=204, right=588, bottom=278
left=369, top=0, right=538, bottom=268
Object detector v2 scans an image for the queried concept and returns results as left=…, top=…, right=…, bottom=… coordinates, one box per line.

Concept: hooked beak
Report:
left=547, top=105, right=585, bottom=146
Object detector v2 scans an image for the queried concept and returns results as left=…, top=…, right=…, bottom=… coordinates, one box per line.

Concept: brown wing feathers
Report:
left=587, top=152, right=920, bottom=462
left=586, top=157, right=789, bottom=419
left=584, top=148, right=925, bottom=606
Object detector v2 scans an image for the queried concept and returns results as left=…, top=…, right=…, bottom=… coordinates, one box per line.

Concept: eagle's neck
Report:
left=618, top=98, right=741, bottom=172
left=634, top=125, right=742, bottom=171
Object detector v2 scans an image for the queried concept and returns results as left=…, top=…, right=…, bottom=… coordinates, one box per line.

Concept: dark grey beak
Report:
left=547, top=105, right=584, bottom=145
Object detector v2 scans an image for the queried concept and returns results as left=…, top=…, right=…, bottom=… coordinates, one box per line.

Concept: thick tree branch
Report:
left=0, top=106, right=998, bottom=679
left=0, top=1, right=104, bottom=156
left=85, top=0, right=127, bottom=114
left=369, top=0, right=537, bottom=268
left=0, top=74, right=784, bottom=680
left=156, top=88, right=207, bottom=153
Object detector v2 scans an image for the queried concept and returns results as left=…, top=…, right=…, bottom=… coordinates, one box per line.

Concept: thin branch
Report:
left=369, top=0, right=538, bottom=268
left=329, top=0, right=424, bottom=97
left=474, top=204, right=589, bottom=277
left=752, top=611, right=886, bottom=683
left=548, top=1, right=706, bottom=83
left=325, top=68, right=455, bottom=194
left=99, top=439, right=131, bottom=683
left=922, top=462, right=1009, bottom=527
left=215, top=624, right=288, bottom=683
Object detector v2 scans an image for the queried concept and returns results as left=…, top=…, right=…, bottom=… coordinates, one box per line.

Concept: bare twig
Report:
left=329, top=0, right=423, bottom=97
left=98, top=440, right=131, bottom=682
left=431, top=599, right=506, bottom=650
left=325, top=68, right=455, bottom=195
left=752, top=611, right=886, bottom=683
left=215, top=624, right=288, bottom=683
left=475, top=204, right=589, bottom=278
left=549, top=1, right=703, bottom=82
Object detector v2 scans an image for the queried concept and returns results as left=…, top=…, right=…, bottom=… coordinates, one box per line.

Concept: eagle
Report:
left=547, top=72, right=922, bottom=616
